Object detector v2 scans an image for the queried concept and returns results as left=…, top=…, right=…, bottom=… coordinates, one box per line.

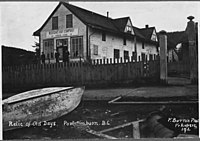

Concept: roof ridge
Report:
left=166, top=31, right=185, bottom=34
left=62, top=2, right=114, bottom=20
left=132, top=26, right=141, bottom=30
left=113, top=16, right=130, bottom=20
left=112, top=17, right=130, bottom=32
left=139, top=27, right=155, bottom=30
left=62, top=2, right=122, bottom=32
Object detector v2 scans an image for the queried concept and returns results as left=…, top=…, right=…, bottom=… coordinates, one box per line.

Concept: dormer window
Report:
left=126, top=26, right=132, bottom=33
left=151, top=30, right=158, bottom=41
left=151, top=34, right=157, bottom=41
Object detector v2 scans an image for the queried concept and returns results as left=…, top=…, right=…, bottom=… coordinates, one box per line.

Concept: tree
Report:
left=32, top=41, right=40, bottom=64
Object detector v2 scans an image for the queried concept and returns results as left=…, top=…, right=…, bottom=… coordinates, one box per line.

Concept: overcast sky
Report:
left=0, top=1, right=199, bottom=51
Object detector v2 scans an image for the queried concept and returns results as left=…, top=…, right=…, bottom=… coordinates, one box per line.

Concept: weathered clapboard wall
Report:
left=2, top=58, right=160, bottom=91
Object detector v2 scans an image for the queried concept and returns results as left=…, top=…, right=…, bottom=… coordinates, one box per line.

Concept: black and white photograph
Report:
left=1, top=1, right=199, bottom=140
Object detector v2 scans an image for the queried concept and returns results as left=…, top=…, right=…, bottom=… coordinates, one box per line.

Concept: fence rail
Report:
left=2, top=58, right=160, bottom=91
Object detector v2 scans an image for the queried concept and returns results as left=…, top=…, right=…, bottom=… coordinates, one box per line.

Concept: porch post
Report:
left=186, top=16, right=198, bottom=84
left=159, top=30, right=168, bottom=84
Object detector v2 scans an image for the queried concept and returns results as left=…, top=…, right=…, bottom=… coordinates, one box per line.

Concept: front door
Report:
left=56, top=38, right=68, bottom=61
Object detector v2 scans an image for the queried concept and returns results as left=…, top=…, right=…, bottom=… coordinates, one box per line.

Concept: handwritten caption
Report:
left=168, top=118, right=198, bottom=133
left=8, top=120, right=110, bottom=128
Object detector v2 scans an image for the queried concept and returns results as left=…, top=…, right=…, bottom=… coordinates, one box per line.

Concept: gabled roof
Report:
left=113, top=17, right=129, bottom=32
left=33, top=2, right=158, bottom=45
left=62, top=2, right=120, bottom=33
left=132, top=26, right=145, bottom=39
left=33, top=2, right=62, bottom=36
left=132, top=26, right=158, bottom=45
left=33, top=2, right=119, bottom=36
left=139, top=27, right=155, bottom=40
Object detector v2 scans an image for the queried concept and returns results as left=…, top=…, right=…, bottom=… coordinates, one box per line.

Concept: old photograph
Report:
left=1, top=1, right=199, bottom=140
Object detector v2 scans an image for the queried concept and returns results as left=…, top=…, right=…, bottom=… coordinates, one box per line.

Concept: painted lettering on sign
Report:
left=46, top=28, right=78, bottom=38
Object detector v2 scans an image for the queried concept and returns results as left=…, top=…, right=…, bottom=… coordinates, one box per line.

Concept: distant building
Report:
left=33, top=2, right=159, bottom=63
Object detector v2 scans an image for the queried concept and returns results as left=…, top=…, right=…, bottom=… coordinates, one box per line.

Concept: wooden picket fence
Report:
left=2, top=58, right=160, bottom=91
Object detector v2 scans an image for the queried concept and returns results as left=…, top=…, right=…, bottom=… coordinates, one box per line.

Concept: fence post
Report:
left=100, top=59, right=102, bottom=65
left=159, top=30, right=168, bottom=84
left=132, top=122, right=140, bottom=139
left=186, top=16, right=198, bottom=84
left=110, top=58, right=112, bottom=64
left=107, top=58, right=109, bottom=64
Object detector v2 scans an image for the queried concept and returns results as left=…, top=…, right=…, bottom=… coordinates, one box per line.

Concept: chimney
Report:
left=107, top=12, right=109, bottom=18
left=145, top=25, right=149, bottom=28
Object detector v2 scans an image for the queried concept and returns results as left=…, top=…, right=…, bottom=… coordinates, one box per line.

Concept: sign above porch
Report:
left=45, top=28, right=79, bottom=38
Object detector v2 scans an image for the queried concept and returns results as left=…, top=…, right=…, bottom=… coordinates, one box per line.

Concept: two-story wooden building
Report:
left=33, top=2, right=159, bottom=63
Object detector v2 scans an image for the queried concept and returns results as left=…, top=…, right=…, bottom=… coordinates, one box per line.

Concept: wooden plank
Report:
left=133, top=121, right=140, bottom=139
left=110, top=101, right=198, bottom=105
left=108, top=96, right=122, bottom=104
left=99, top=120, right=144, bottom=133
left=86, top=129, right=117, bottom=139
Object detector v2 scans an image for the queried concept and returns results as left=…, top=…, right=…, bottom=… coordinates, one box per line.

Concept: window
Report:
left=52, top=16, right=58, bottom=30
left=142, top=42, right=145, bottom=49
left=47, top=53, right=50, bottom=59
left=151, top=34, right=157, bottom=41
left=56, top=38, right=68, bottom=47
left=123, top=37, right=126, bottom=45
left=93, top=45, right=98, bottom=55
left=71, top=37, right=83, bottom=58
left=63, top=39, right=68, bottom=46
left=66, top=14, right=73, bottom=28
left=126, top=26, right=132, bottom=33
left=102, top=32, right=106, bottom=41
left=132, top=52, right=136, bottom=60
left=51, top=53, right=54, bottom=59
left=43, top=39, right=54, bottom=59
left=124, top=50, right=129, bottom=60
left=114, top=49, right=120, bottom=59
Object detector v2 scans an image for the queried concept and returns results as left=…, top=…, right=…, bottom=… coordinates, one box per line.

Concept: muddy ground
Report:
left=3, top=100, right=198, bottom=140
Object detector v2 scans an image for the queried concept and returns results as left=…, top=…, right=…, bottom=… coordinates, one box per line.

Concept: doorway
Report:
left=56, top=38, right=68, bottom=61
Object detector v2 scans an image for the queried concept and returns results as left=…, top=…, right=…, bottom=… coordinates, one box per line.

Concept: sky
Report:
left=0, top=1, right=200, bottom=52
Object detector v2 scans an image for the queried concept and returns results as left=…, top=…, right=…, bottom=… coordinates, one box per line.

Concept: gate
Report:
left=168, top=61, right=190, bottom=78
